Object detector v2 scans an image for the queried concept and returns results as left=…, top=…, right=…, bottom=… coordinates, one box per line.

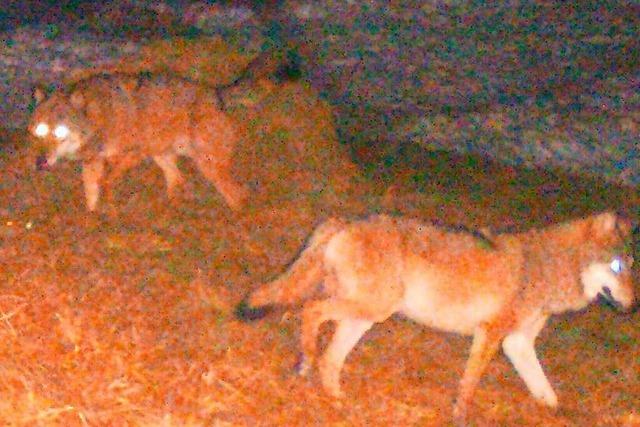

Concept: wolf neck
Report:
left=519, top=223, right=593, bottom=313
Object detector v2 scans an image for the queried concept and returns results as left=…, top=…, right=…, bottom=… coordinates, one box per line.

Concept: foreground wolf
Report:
left=237, top=212, right=636, bottom=424
left=29, top=72, right=248, bottom=212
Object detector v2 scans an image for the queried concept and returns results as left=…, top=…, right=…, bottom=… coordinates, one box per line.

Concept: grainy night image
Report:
left=0, top=1, right=638, bottom=425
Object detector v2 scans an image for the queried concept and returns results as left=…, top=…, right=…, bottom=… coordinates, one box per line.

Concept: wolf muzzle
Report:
left=35, top=154, right=49, bottom=170
left=598, top=286, right=637, bottom=313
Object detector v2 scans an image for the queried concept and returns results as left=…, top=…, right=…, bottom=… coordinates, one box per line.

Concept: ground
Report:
left=0, top=116, right=638, bottom=425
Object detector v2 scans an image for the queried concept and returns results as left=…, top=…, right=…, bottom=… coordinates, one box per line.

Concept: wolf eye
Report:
left=34, top=122, right=49, bottom=137
left=610, top=258, right=623, bottom=274
left=53, top=125, right=70, bottom=139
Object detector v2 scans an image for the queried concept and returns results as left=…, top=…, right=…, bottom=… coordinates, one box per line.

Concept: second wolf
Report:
left=237, top=212, right=635, bottom=424
left=30, top=72, right=249, bottom=212
left=28, top=48, right=298, bottom=212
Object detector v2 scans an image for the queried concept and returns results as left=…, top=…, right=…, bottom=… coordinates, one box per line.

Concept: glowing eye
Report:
left=53, top=125, right=70, bottom=139
left=34, top=123, right=49, bottom=137
left=610, top=258, right=622, bottom=274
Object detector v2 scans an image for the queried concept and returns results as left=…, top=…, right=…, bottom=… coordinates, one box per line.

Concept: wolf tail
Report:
left=216, top=48, right=301, bottom=110
left=232, top=48, right=301, bottom=86
left=235, top=217, right=345, bottom=321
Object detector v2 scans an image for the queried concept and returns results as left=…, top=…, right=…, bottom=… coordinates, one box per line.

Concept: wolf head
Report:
left=581, top=212, right=636, bottom=312
left=29, top=87, right=94, bottom=169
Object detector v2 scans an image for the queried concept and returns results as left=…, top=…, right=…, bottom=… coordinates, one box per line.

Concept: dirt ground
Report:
left=0, top=106, right=639, bottom=427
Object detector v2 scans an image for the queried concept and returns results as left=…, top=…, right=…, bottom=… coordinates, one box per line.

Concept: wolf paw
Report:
left=537, top=390, right=558, bottom=408
left=320, top=373, right=345, bottom=399
left=327, top=387, right=345, bottom=400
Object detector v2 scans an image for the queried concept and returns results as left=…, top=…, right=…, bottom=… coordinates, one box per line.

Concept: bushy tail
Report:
left=235, top=218, right=345, bottom=321
left=234, top=48, right=302, bottom=86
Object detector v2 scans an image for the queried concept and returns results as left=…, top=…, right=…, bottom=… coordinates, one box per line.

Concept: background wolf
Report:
left=237, top=211, right=636, bottom=424
left=29, top=71, right=248, bottom=212
left=29, top=45, right=299, bottom=216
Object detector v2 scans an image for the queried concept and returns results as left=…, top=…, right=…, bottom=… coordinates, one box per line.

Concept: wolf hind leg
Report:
left=299, top=298, right=391, bottom=398
left=502, top=314, right=557, bottom=407
left=153, top=153, right=185, bottom=199
left=193, top=153, right=248, bottom=211
left=319, top=318, right=373, bottom=398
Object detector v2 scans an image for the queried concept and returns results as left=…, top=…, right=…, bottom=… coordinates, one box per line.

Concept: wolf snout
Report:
left=598, top=288, right=636, bottom=313
left=35, top=155, right=49, bottom=170
left=609, top=286, right=637, bottom=313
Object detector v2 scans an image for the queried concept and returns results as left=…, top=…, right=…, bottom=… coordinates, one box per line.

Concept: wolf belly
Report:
left=400, top=271, right=503, bottom=335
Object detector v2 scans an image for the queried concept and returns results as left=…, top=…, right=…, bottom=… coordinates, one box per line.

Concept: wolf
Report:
left=29, top=45, right=302, bottom=213
left=236, top=212, right=636, bottom=424
left=29, top=71, right=249, bottom=212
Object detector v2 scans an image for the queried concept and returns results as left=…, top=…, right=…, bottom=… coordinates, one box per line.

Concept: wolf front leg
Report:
left=453, top=321, right=509, bottom=425
left=193, top=153, right=248, bottom=211
left=82, top=159, right=105, bottom=211
left=192, top=119, right=248, bottom=211
left=502, top=312, right=558, bottom=407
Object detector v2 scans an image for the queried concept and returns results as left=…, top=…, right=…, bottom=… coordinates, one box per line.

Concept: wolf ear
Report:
left=33, top=86, right=47, bottom=105
left=591, top=211, right=617, bottom=233
left=591, top=211, right=633, bottom=239
left=69, top=91, right=85, bottom=108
